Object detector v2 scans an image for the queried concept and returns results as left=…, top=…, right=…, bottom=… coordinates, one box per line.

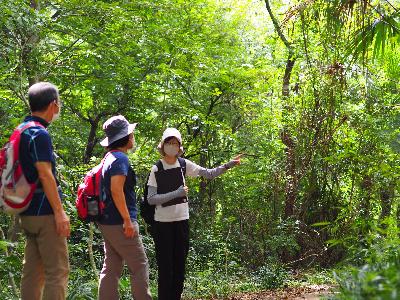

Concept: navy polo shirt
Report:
left=98, top=151, right=137, bottom=225
left=19, top=116, right=62, bottom=216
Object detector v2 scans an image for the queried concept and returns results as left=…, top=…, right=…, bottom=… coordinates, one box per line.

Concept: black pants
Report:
left=153, top=220, right=189, bottom=300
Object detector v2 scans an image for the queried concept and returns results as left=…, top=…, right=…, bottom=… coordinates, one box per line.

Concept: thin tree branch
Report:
left=384, top=0, right=398, bottom=13
left=64, top=102, right=90, bottom=122
left=174, top=77, right=196, bottom=104
left=264, top=0, right=292, bottom=49
left=43, top=37, right=85, bottom=78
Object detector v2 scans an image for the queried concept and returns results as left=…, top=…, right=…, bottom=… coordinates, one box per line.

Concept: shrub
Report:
left=334, top=233, right=400, bottom=300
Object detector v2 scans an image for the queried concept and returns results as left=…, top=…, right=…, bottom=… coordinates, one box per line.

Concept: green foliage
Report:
left=333, top=225, right=400, bottom=300
left=183, top=262, right=288, bottom=299
left=181, top=223, right=289, bottom=298
left=66, top=275, right=98, bottom=300
left=0, top=0, right=399, bottom=298
left=253, top=262, right=288, bottom=289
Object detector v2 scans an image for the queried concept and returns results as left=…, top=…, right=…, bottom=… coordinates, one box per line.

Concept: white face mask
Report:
left=127, top=134, right=136, bottom=153
left=128, top=143, right=136, bottom=154
left=164, top=144, right=179, bottom=157
left=51, top=110, right=60, bottom=122
left=51, top=101, right=61, bottom=122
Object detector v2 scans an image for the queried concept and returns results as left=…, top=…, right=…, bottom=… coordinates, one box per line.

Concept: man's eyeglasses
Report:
left=54, top=100, right=62, bottom=108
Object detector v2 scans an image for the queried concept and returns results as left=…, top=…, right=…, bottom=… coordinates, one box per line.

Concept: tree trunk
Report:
left=380, top=190, right=391, bottom=221
left=25, top=0, right=40, bottom=86
left=360, top=175, right=372, bottom=219
left=380, top=182, right=395, bottom=222
left=264, top=0, right=298, bottom=219
left=282, top=54, right=296, bottom=97
left=397, top=200, right=400, bottom=237
left=198, top=150, right=207, bottom=210
left=84, top=116, right=101, bottom=163
left=281, top=131, right=297, bottom=218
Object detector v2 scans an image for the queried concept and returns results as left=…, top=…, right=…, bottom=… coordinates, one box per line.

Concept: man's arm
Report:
left=35, top=161, right=70, bottom=237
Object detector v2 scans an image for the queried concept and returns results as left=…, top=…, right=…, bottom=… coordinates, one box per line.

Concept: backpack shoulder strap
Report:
left=18, top=121, right=45, bottom=133
left=93, top=151, right=117, bottom=194
left=146, top=160, right=163, bottom=187
left=177, top=157, right=186, bottom=175
left=155, top=160, right=164, bottom=171
left=101, top=150, right=118, bottom=165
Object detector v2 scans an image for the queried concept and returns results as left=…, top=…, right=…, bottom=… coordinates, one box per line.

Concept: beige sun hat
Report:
left=157, top=128, right=184, bottom=156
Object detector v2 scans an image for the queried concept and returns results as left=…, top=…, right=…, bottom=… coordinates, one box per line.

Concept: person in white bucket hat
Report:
left=157, top=128, right=184, bottom=157
left=147, top=127, right=241, bottom=300
left=97, top=115, right=152, bottom=300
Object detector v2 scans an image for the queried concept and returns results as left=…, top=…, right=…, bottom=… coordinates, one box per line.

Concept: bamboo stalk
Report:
left=88, top=222, right=98, bottom=277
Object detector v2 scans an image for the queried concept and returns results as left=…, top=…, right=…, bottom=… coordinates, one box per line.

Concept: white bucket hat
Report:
left=100, top=115, right=137, bottom=147
left=157, top=128, right=184, bottom=156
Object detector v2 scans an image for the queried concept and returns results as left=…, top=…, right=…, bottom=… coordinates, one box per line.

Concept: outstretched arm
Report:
left=198, top=154, right=241, bottom=180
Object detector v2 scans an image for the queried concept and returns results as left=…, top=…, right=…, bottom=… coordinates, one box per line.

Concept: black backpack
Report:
left=140, top=158, right=186, bottom=225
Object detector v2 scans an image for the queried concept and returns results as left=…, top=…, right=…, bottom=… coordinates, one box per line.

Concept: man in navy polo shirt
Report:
left=19, top=82, right=70, bottom=300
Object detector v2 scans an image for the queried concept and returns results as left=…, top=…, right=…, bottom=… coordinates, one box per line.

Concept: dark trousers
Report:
left=153, top=220, right=189, bottom=300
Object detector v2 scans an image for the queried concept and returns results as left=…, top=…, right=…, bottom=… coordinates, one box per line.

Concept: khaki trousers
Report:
left=20, top=215, right=69, bottom=300
left=98, top=222, right=152, bottom=300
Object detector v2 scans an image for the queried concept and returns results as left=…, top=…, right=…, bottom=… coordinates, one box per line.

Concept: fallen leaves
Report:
left=214, top=284, right=334, bottom=300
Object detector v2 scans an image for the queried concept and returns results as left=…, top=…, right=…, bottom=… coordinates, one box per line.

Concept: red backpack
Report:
left=0, top=121, right=45, bottom=214
left=76, top=151, right=115, bottom=222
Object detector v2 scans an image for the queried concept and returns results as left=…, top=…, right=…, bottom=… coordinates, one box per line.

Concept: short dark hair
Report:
left=107, top=135, right=130, bottom=150
left=164, top=136, right=180, bottom=145
left=28, top=82, right=59, bottom=112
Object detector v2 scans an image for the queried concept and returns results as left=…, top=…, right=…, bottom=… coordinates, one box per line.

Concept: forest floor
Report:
left=217, top=284, right=334, bottom=300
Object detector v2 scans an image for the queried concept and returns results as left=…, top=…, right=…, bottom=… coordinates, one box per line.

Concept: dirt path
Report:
left=220, top=284, right=334, bottom=300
